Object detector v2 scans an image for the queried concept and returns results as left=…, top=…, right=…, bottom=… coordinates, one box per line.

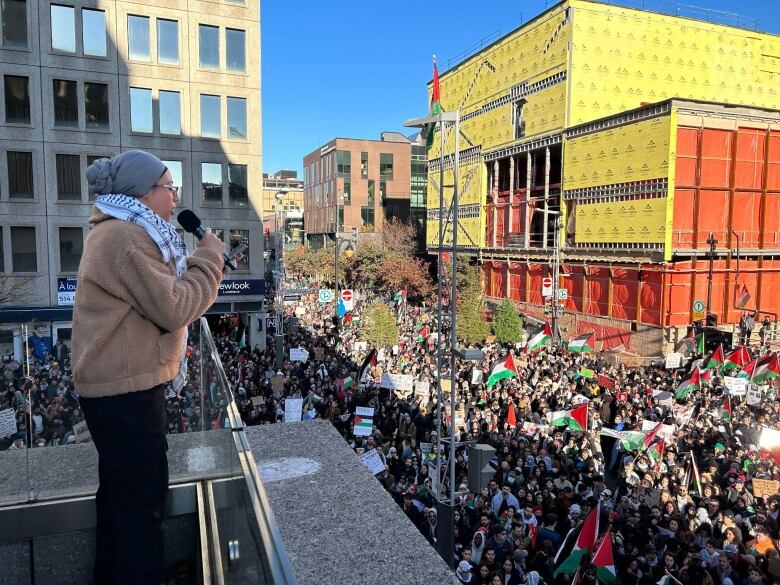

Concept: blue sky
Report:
left=261, top=0, right=779, bottom=176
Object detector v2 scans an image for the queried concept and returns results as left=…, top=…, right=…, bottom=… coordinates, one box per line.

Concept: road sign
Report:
left=319, top=289, right=334, bottom=303
left=692, top=299, right=705, bottom=320
left=265, top=317, right=276, bottom=332
left=542, top=277, right=553, bottom=298
left=341, top=289, right=353, bottom=302
left=557, top=288, right=568, bottom=300
left=284, top=294, right=301, bottom=302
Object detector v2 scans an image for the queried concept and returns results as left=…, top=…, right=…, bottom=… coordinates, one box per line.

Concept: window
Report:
left=157, top=19, right=179, bottom=64
left=129, top=87, right=152, bottom=133
left=4, top=75, right=29, bottom=123
left=53, top=79, right=78, bottom=127
left=201, top=162, right=222, bottom=202
left=337, top=207, right=344, bottom=228
left=159, top=90, right=181, bottom=135
left=84, top=83, right=108, bottom=129
left=200, top=94, right=220, bottom=138
left=82, top=9, right=106, bottom=57
left=361, top=207, right=375, bottom=230
left=127, top=15, right=150, bottom=61
left=199, top=24, right=219, bottom=69
left=343, top=180, right=351, bottom=205
left=59, top=227, right=83, bottom=272
left=7, top=151, right=32, bottom=198
left=56, top=154, right=81, bottom=200
left=360, top=151, right=368, bottom=178
left=226, top=28, right=245, bottom=72
left=1, top=0, right=27, bottom=48
left=228, top=163, right=248, bottom=206
left=380, top=153, right=393, bottom=179
left=379, top=180, right=386, bottom=201
left=227, top=97, right=246, bottom=139
left=162, top=160, right=182, bottom=191
left=229, top=230, right=249, bottom=270
left=513, top=100, right=526, bottom=140
left=336, top=150, right=351, bottom=177
left=367, top=179, right=375, bottom=206
left=11, top=226, right=36, bottom=272
left=50, top=5, right=75, bottom=53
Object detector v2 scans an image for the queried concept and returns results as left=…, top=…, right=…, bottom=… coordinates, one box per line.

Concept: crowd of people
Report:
left=2, top=285, right=780, bottom=585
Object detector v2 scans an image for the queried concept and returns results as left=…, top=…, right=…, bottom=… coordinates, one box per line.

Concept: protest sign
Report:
left=289, top=347, right=309, bottom=362
left=597, top=374, right=616, bottom=390
left=665, top=353, right=684, bottom=369
left=271, top=376, right=285, bottom=393
left=355, top=406, right=375, bottom=418
left=414, top=381, right=430, bottom=400
left=0, top=408, right=17, bottom=437
left=73, top=420, right=91, bottom=443
left=724, top=376, right=748, bottom=396
left=314, top=347, right=325, bottom=361
left=360, top=448, right=385, bottom=475
left=747, top=385, right=763, bottom=406
left=284, top=398, right=303, bottom=422
left=760, top=426, right=780, bottom=450
left=641, top=420, right=676, bottom=442
left=354, top=406, right=374, bottom=436
left=521, top=421, right=550, bottom=435
left=354, top=341, right=368, bottom=353
left=652, top=390, right=674, bottom=407
left=471, top=368, right=483, bottom=385
left=379, top=373, right=414, bottom=393
left=421, top=442, right=433, bottom=455
left=250, top=396, right=264, bottom=406
left=440, top=378, right=452, bottom=396
left=752, top=479, right=780, bottom=499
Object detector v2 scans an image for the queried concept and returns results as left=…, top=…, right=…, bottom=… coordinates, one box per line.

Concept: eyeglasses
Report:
left=155, top=183, right=181, bottom=201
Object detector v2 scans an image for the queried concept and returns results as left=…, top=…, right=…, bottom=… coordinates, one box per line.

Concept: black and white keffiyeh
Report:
left=95, top=193, right=188, bottom=277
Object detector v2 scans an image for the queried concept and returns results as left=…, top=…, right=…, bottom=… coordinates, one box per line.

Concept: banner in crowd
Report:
left=380, top=373, right=414, bottom=393
left=641, top=420, right=676, bottom=442
left=414, top=381, right=430, bottom=400
left=753, top=479, right=780, bottom=498
left=724, top=376, right=748, bottom=396
left=360, top=448, right=385, bottom=475
left=289, top=347, right=309, bottom=362
left=354, top=406, right=374, bottom=437
left=471, top=368, right=483, bottom=385
left=284, top=398, right=303, bottom=422
left=73, top=420, right=92, bottom=443
left=665, top=353, right=684, bottom=369
left=0, top=408, right=17, bottom=437
left=747, top=385, right=763, bottom=406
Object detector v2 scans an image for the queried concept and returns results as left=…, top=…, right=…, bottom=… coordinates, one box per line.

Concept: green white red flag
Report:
left=554, top=502, right=600, bottom=577
left=592, top=528, right=617, bottom=585
left=674, top=368, right=701, bottom=399
left=547, top=403, right=588, bottom=432
left=486, top=355, right=518, bottom=388
left=722, top=396, right=732, bottom=421
left=738, top=354, right=780, bottom=383
left=723, top=346, right=751, bottom=371
left=568, top=332, right=596, bottom=353
left=738, top=283, right=751, bottom=309
left=528, top=323, right=552, bottom=351
left=703, top=344, right=725, bottom=371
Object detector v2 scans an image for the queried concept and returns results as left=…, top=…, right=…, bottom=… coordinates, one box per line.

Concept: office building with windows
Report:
left=262, top=171, right=304, bottom=248
left=0, top=0, right=263, bottom=352
left=303, top=132, right=426, bottom=249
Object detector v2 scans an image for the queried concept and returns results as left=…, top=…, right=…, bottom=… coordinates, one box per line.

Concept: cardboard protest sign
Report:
left=73, top=420, right=91, bottom=443
left=440, top=378, right=452, bottom=395
left=665, top=353, right=684, bottom=369
left=597, top=374, right=616, bottom=390
left=314, top=347, right=325, bottom=361
left=380, top=373, right=414, bottom=392
left=284, top=398, right=303, bottom=422
left=471, top=368, right=483, bottom=385
left=359, top=448, right=385, bottom=475
left=289, top=347, right=309, bottom=362
left=0, top=408, right=17, bottom=437
left=747, top=385, right=763, bottom=406
left=724, top=377, right=748, bottom=396
left=752, top=479, right=780, bottom=499
left=414, top=381, right=430, bottom=400
left=250, top=396, right=264, bottom=406
left=271, top=376, right=285, bottom=393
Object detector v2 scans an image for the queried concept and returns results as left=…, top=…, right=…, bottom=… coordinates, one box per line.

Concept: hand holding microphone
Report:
left=177, top=209, right=236, bottom=270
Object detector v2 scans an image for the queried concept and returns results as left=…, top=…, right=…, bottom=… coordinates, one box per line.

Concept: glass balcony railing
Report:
left=0, top=317, right=295, bottom=585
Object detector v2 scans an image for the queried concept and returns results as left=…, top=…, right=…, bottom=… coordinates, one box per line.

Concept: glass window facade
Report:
left=162, top=160, right=182, bottom=190
left=229, top=230, right=249, bottom=270
left=84, top=82, right=109, bottom=128
left=159, top=90, right=181, bottom=135
left=336, top=150, right=351, bottom=177
left=360, top=151, right=368, bottom=178
left=157, top=18, right=179, bottom=64
left=228, top=163, right=248, bottom=206
left=200, top=94, right=220, bottom=138
left=199, top=24, right=219, bottom=68
left=7, top=151, right=32, bottom=198
left=201, top=162, right=222, bottom=202
left=4, top=75, right=29, bottom=123
left=11, top=226, right=36, bottom=272
left=367, top=179, right=374, bottom=206
left=59, top=227, right=83, bottom=272
left=56, top=154, right=81, bottom=200
left=82, top=9, right=106, bottom=56
left=53, top=79, right=78, bottom=127
left=1, top=0, right=27, bottom=48
left=226, top=28, right=245, bottom=72
left=226, top=97, right=246, bottom=139
left=50, top=4, right=75, bottom=53
left=129, top=87, right=152, bottom=133
left=380, top=153, right=393, bottom=179
left=361, top=207, right=375, bottom=230
left=127, top=15, right=150, bottom=61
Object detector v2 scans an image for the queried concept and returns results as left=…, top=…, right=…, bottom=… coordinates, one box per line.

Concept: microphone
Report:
left=177, top=209, right=236, bottom=270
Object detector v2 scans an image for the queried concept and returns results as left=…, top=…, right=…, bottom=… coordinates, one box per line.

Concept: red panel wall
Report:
left=764, top=193, right=780, bottom=248
left=732, top=191, right=762, bottom=248
left=561, top=264, right=584, bottom=313
left=675, top=127, right=699, bottom=188
left=672, top=189, right=695, bottom=248
left=491, top=261, right=506, bottom=298
left=495, top=199, right=508, bottom=248
left=508, top=263, right=525, bottom=302
left=611, top=268, right=638, bottom=322
left=485, top=204, right=494, bottom=247
left=640, top=269, right=663, bottom=326
left=699, top=128, right=732, bottom=189
left=768, top=131, right=780, bottom=191
left=528, top=264, right=543, bottom=306
left=482, top=263, right=491, bottom=296
left=585, top=267, right=609, bottom=317
left=696, top=190, right=730, bottom=246
left=735, top=128, right=765, bottom=190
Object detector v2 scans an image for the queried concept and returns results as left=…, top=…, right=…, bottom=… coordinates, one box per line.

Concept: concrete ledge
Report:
left=246, top=420, right=458, bottom=585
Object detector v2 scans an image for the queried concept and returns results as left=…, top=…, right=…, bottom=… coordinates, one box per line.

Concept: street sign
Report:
left=284, top=294, right=301, bottom=302
left=318, top=289, right=334, bottom=303
left=557, top=288, right=568, bottom=300
left=265, top=318, right=276, bottom=332
left=692, top=299, right=705, bottom=320
left=542, top=277, right=553, bottom=298
left=341, top=289, right=353, bottom=303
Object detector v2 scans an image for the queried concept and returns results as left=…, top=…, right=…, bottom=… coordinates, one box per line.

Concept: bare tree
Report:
left=0, top=275, right=34, bottom=306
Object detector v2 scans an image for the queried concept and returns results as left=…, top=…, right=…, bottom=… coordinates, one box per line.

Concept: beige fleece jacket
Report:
left=72, top=209, right=224, bottom=398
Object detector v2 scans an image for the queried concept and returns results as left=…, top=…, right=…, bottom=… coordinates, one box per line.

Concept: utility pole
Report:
left=273, top=191, right=287, bottom=369
left=706, top=232, right=717, bottom=323
left=534, top=208, right=561, bottom=344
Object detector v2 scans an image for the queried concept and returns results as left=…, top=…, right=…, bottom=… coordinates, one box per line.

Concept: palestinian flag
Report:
left=528, top=323, right=552, bottom=351
left=739, top=354, right=780, bottom=383
left=696, top=332, right=705, bottom=354
left=675, top=329, right=697, bottom=354
left=674, top=368, right=701, bottom=399
left=568, top=332, right=596, bottom=353
left=506, top=401, right=517, bottom=427
left=342, top=376, right=354, bottom=389
left=358, top=349, right=377, bottom=384
left=423, top=57, right=442, bottom=149
left=592, top=529, right=617, bottom=585
left=643, top=421, right=664, bottom=450
left=600, top=429, right=646, bottom=452
left=393, top=288, right=407, bottom=302
left=416, top=325, right=430, bottom=343
left=554, top=503, right=600, bottom=577
left=722, top=396, right=732, bottom=421
left=723, top=346, right=751, bottom=371
left=548, top=403, right=588, bottom=431
left=649, top=441, right=665, bottom=469
left=486, top=355, right=518, bottom=388
left=657, top=573, right=678, bottom=585
left=738, top=283, right=751, bottom=309
left=703, top=344, right=725, bottom=371
left=353, top=416, right=373, bottom=432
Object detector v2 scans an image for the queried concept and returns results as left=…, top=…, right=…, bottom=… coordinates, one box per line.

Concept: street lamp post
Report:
left=273, top=190, right=288, bottom=369
left=534, top=208, right=562, bottom=344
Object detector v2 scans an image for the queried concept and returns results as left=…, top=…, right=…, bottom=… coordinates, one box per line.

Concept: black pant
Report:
left=80, top=385, right=169, bottom=585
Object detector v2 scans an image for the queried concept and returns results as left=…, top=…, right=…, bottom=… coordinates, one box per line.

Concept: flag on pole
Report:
left=554, top=503, right=600, bottom=577
left=703, top=344, right=724, bottom=371
left=393, top=288, right=407, bottom=302
left=674, top=368, right=701, bottom=399
left=527, top=323, right=552, bottom=351
left=600, top=428, right=647, bottom=452
left=643, top=421, right=665, bottom=450
left=486, top=355, right=518, bottom=388
left=675, top=329, right=697, bottom=354
left=723, top=346, right=751, bottom=371
left=738, top=284, right=751, bottom=309
left=423, top=57, right=442, bottom=149
left=738, top=354, right=780, bottom=383
left=506, top=401, right=517, bottom=427
left=358, top=349, right=377, bottom=384
left=696, top=332, right=705, bottom=354
left=649, top=441, right=665, bottom=470
left=722, top=395, right=732, bottom=421
left=568, top=332, right=596, bottom=353
left=547, top=403, right=588, bottom=432
left=592, top=529, right=617, bottom=585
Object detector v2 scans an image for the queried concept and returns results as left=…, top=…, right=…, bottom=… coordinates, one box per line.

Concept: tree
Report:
left=457, top=292, right=490, bottom=345
left=380, top=218, right=417, bottom=258
left=360, top=302, right=399, bottom=348
left=0, top=275, right=34, bottom=306
left=378, top=255, right=434, bottom=303
left=492, top=299, right=524, bottom=344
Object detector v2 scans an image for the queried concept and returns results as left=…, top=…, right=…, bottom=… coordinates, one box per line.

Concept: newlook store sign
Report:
left=218, top=279, right=266, bottom=296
